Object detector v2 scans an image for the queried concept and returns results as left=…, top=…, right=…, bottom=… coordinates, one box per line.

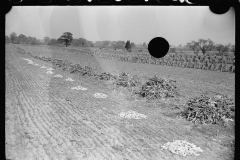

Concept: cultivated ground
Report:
left=6, top=44, right=234, bottom=160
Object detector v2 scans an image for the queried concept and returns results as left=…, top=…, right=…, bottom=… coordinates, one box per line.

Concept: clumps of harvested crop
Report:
left=135, top=75, right=179, bottom=101
left=33, top=55, right=98, bottom=77
left=160, top=140, right=203, bottom=157
left=64, top=62, right=97, bottom=76
left=180, top=94, right=235, bottom=126
left=114, top=72, right=141, bottom=89
left=97, top=72, right=117, bottom=81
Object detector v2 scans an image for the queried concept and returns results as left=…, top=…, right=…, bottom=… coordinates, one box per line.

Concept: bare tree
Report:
left=197, top=39, right=214, bottom=55
left=186, top=41, right=200, bottom=55
left=215, top=44, right=230, bottom=55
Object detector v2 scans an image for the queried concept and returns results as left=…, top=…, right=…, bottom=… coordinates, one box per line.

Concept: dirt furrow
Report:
left=6, top=45, right=233, bottom=160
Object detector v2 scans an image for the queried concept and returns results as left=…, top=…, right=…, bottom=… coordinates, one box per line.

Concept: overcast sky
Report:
left=6, top=6, right=235, bottom=46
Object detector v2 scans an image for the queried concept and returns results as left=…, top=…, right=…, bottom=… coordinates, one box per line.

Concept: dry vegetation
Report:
left=6, top=44, right=235, bottom=160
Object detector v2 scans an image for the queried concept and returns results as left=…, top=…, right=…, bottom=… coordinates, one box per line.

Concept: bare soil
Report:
left=6, top=44, right=234, bottom=160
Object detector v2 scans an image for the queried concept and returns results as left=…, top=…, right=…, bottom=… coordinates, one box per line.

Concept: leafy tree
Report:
left=87, top=41, right=94, bottom=47
left=197, top=38, right=214, bottom=55
left=71, top=38, right=80, bottom=46
left=5, top=35, right=11, bottom=43
left=125, top=40, right=131, bottom=52
left=113, top=41, right=125, bottom=49
left=130, top=42, right=135, bottom=48
left=48, top=38, right=59, bottom=45
left=77, top=38, right=87, bottom=47
left=231, top=44, right=235, bottom=52
left=18, top=34, right=27, bottom=43
left=137, top=43, right=142, bottom=48
left=43, top=37, right=51, bottom=45
left=27, top=37, right=38, bottom=45
left=215, top=44, right=230, bottom=55
left=186, top=41, right=200, bottom=55
left=169, top=47, right=176, bottom=53
left=10, top=32, right=17, bottom=43
left=143, top=42, right=147, bottom=48
left=100, top=41, right=110, bottom=48
left=58, top=32, right=73, bottom=47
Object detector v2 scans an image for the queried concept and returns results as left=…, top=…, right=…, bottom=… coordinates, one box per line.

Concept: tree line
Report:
left=5, top=32, right=147, bottom=51
left=6, top=32, right=234, bottom=55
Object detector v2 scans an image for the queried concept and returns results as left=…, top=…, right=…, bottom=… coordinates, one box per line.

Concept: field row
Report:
left=15, top=44, right=235, bottom=73
left=6, top=47, right=165, bottom=160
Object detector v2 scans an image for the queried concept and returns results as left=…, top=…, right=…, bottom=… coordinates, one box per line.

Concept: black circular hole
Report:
left=209, top=0, right=230, bottom=15
left=148, top=37, right=169, bottom=59
left=5, top=6, right=12, bottom=14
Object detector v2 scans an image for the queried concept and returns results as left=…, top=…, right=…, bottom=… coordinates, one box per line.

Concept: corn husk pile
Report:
left=47, top=68, right=54, bottom=71
left=22, top=58, right=34, bottom=64
left=180, top=94, right=235, bottom=126
left=93, top=93, right=108, bottom=98
left=66, top=77, right=75, bottom=82
left=118, top=110, right=147, bottom=119
left=53, top=74, right=63, bottom=78
left=161, top=140, right=203, bottom=156
left=46, top=71, right=54, bottom=74
left=136, top=75, right=179, bottom=101
left=27, top=61, right=34, bottom=64
left=71, top=85, right=88, bottom=91
left=40, top=66, right=47, bottom=69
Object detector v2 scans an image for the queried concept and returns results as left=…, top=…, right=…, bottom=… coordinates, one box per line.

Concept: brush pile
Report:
left=180, top=94, right=235, bottom=126
left=97, top=72, right=117, bottom=81
left=113, top=73, right=142, bottom=91
left=70, top=65, right=96, bottom=76
left=136, top=75, right=179, bottom=101
left=33, top=55, right=97, bottom=76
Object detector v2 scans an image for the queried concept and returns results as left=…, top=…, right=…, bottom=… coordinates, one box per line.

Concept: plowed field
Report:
left=6, top=44, right=234, bottom=160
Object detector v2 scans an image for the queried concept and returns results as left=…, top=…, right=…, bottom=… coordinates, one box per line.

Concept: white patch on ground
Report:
left=40, top=66, right=47, bottom=69
left=93, top=93, right=107, bottom=98
left=118, top=110, right=147, bottom=119
left=46, top=71, right=54, bottom=74
left=47, top=68, right=54, bottom=71
left=160, top=140, right=204, bottom=157
left=53, top=74, right=63, bottom=78
left=66, top=77, right=75, bottom=82
left=71, top=85, right=88, bottom=91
